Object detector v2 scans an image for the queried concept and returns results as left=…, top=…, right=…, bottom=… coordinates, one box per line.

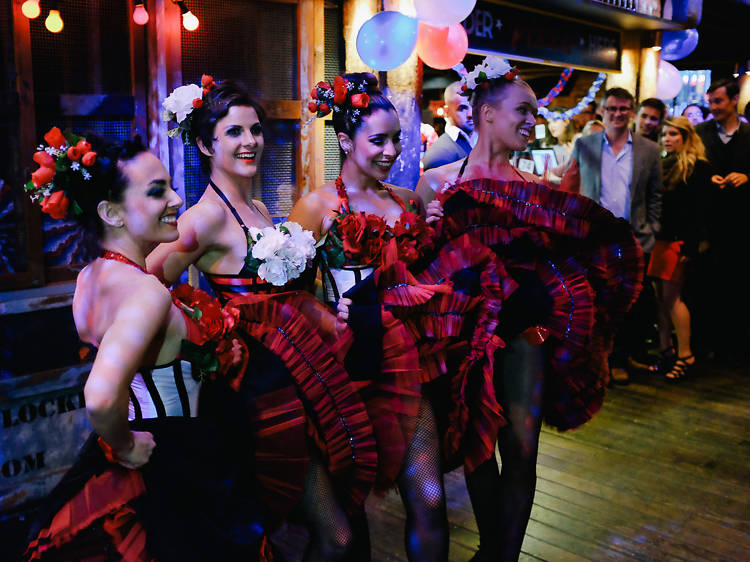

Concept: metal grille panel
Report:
left=324, top=122, right=341, bottom=182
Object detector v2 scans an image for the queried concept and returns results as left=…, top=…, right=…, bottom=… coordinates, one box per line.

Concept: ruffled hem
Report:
left=26, top=467, right=149, bottom=561
left=425, top=179, right=643, bottom=469
left=228, top=291, right=378, bottom=513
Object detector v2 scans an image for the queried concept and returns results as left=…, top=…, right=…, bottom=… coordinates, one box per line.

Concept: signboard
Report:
left=0, top=366, right=91, bottom=514
left=463, top=3, right=621, bottom=71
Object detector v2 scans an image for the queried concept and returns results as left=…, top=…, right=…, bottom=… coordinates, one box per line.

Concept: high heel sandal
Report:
left=645, top=347, right=675, bottom=374
left=665, top=355, right=695, bottom=381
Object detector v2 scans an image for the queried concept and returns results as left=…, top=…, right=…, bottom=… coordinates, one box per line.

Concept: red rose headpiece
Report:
left=24, top=127, right=99, bottom=220
left=306, top=75, right=371, bottom=124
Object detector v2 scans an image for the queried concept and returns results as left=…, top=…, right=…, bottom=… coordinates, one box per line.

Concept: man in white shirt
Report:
left=423, top=81, right=477, bottom=171
left=570, top=87, right=662, bottom=383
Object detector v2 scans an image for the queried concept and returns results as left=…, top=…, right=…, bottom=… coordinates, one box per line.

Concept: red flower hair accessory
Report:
left=306, top=74, right=372, bottom=123
left=25, top=127, right=98, bottom=220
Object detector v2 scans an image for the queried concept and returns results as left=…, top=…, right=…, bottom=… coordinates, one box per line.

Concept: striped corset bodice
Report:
left=128, top=359, right=200, bottom=420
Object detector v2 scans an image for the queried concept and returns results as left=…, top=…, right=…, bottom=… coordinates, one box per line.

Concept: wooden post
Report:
left=606, top=31, right=640, bottom=99
left=343, top=0, right=378, bottom=74
left=9, top=0, right=44, bottom=288
left=299, top=0, right=325, bottom=196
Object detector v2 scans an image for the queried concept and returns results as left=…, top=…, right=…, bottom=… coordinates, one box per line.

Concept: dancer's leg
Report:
left=466, top=336, right=545, bottom=561
left=397, top=399, right=449, bottom=562
left=299, top=454, right=355, bottom=561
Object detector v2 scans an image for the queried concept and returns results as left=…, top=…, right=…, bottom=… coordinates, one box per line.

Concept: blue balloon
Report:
left=661, top=29, right=699, bottom=61
left=356, top=11, right=418, bottom=71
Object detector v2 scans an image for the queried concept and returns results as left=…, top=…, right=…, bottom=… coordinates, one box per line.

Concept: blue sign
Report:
left=463, top=3, right=621, bottom=71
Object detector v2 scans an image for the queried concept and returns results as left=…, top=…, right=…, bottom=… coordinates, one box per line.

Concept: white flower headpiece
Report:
left=162, top=75, right=217, bottom=145
left=459, top=56, right=519, bottom=98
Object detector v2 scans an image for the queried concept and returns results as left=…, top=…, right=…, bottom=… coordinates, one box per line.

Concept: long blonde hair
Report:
left=661, top=116, right=707, bottom=190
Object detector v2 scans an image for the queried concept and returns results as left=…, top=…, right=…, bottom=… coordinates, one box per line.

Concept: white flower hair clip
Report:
left=459, top=56, right=519, bottom=98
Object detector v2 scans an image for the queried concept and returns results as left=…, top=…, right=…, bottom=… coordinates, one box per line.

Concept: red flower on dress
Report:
left=43, top=127, right=67, bottom=149
left=392, top=211, right=435, bottom=265
left=201, top=74, right=214, bottom=87
left=362, top=214, right=389, bottom=264
left=192, top=98, right=203, bottom=109
left=338, top=212, right=367, bottom=260
left=41, top=190, right=69, bottom=219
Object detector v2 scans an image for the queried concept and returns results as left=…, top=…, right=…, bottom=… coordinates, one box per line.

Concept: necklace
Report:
left=101, top=250, right=147, bottom=273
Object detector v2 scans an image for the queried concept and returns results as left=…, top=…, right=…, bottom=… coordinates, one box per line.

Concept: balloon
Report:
left=414, top=0, right=476, bottom=27
left=356, top=11, right=418, bottom=71
left=416, top=22, right=469, bottom=70
left=656, top=60, right=683, bottom=100
left=661, top=29, right=699, bottom=61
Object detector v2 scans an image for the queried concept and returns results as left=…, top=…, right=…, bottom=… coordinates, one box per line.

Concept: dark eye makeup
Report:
left=146, top=180, right=169, bottom=197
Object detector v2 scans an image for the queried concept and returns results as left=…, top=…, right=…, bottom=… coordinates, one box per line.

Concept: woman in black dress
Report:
left=650, top=116, right=711, bottom=379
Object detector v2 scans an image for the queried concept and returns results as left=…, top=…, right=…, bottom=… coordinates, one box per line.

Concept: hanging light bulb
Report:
left=172, top=1, right=199, bottom=31
left=182, top=10, right=199, bottom=31
left=45, top=9, right=64, bottom=33
left=133, top=2, right=149, bottom=25
left=21, top=0, right=41, bottom=19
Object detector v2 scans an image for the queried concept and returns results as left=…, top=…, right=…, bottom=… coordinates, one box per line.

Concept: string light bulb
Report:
left=182, top=10, right=199, bottom=30
left=133, top=2, right=149, bottom=25
left=171, top=1, right=199, bottom=31
left=45, top=9, right=64, bottom=33
left=21, top=0, right=41, bottom=19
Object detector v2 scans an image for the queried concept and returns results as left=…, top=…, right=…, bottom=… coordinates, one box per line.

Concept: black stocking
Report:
left=397, top=399, right=449, bottom=562
left=465, top=336, right=545, bottom=561
left=299, top=454, right=356, bottom=561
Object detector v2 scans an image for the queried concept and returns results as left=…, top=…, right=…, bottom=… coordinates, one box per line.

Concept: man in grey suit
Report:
left=423, top=81, right=477, bottom=171
left=570, top=87, right=662, bottom=383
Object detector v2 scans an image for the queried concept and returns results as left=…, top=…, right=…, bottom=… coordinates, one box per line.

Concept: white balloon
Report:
left=414, top=0, right=476, bottom=27
left=656, top=59, right=683, bottom=100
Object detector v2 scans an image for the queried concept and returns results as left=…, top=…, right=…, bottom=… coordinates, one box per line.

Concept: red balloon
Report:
left=416, top=22, right=468, bottom=70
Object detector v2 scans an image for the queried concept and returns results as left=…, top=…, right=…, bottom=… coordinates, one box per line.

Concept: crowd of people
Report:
left=20, top=57, right=746, bottom=562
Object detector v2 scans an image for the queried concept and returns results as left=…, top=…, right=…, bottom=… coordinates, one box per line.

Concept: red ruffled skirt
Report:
left=384, top=179, right=643, bottom=472
left=224, top=291, right=378, bottom=518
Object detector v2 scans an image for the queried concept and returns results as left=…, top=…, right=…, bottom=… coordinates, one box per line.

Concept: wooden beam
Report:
left=298, top=0, right=325, bottom=197
left=264, top=100, right=302, bottom=120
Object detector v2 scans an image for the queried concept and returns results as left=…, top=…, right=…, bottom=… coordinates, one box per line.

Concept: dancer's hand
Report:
left=425, top=199, right=444, bottom=223
left=117, top=431, right=156, bottom=469
left=337, top=297, right=352, bottom=322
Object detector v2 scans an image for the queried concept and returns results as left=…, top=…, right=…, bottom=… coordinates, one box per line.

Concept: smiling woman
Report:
left=147, top=78, right=380, bottom=560
left=23, top=133, right=265, bottom=560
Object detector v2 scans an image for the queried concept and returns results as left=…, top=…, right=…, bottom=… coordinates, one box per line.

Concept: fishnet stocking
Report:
left=397, top=399, right=449, bottom=562
left=299, top=454, right=355, bottom=561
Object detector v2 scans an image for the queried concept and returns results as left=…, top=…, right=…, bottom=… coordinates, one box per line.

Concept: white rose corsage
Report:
left=245, top=221, right=316, bottom=286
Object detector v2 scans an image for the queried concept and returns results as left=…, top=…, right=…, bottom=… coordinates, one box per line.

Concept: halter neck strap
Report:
left=209, top=180, right=250, bottom=236
left=102, top=250, right=148, bottom=273
left=335, top=176, right=406, bottom=214
left=455, top=157, right=528, bottom=184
